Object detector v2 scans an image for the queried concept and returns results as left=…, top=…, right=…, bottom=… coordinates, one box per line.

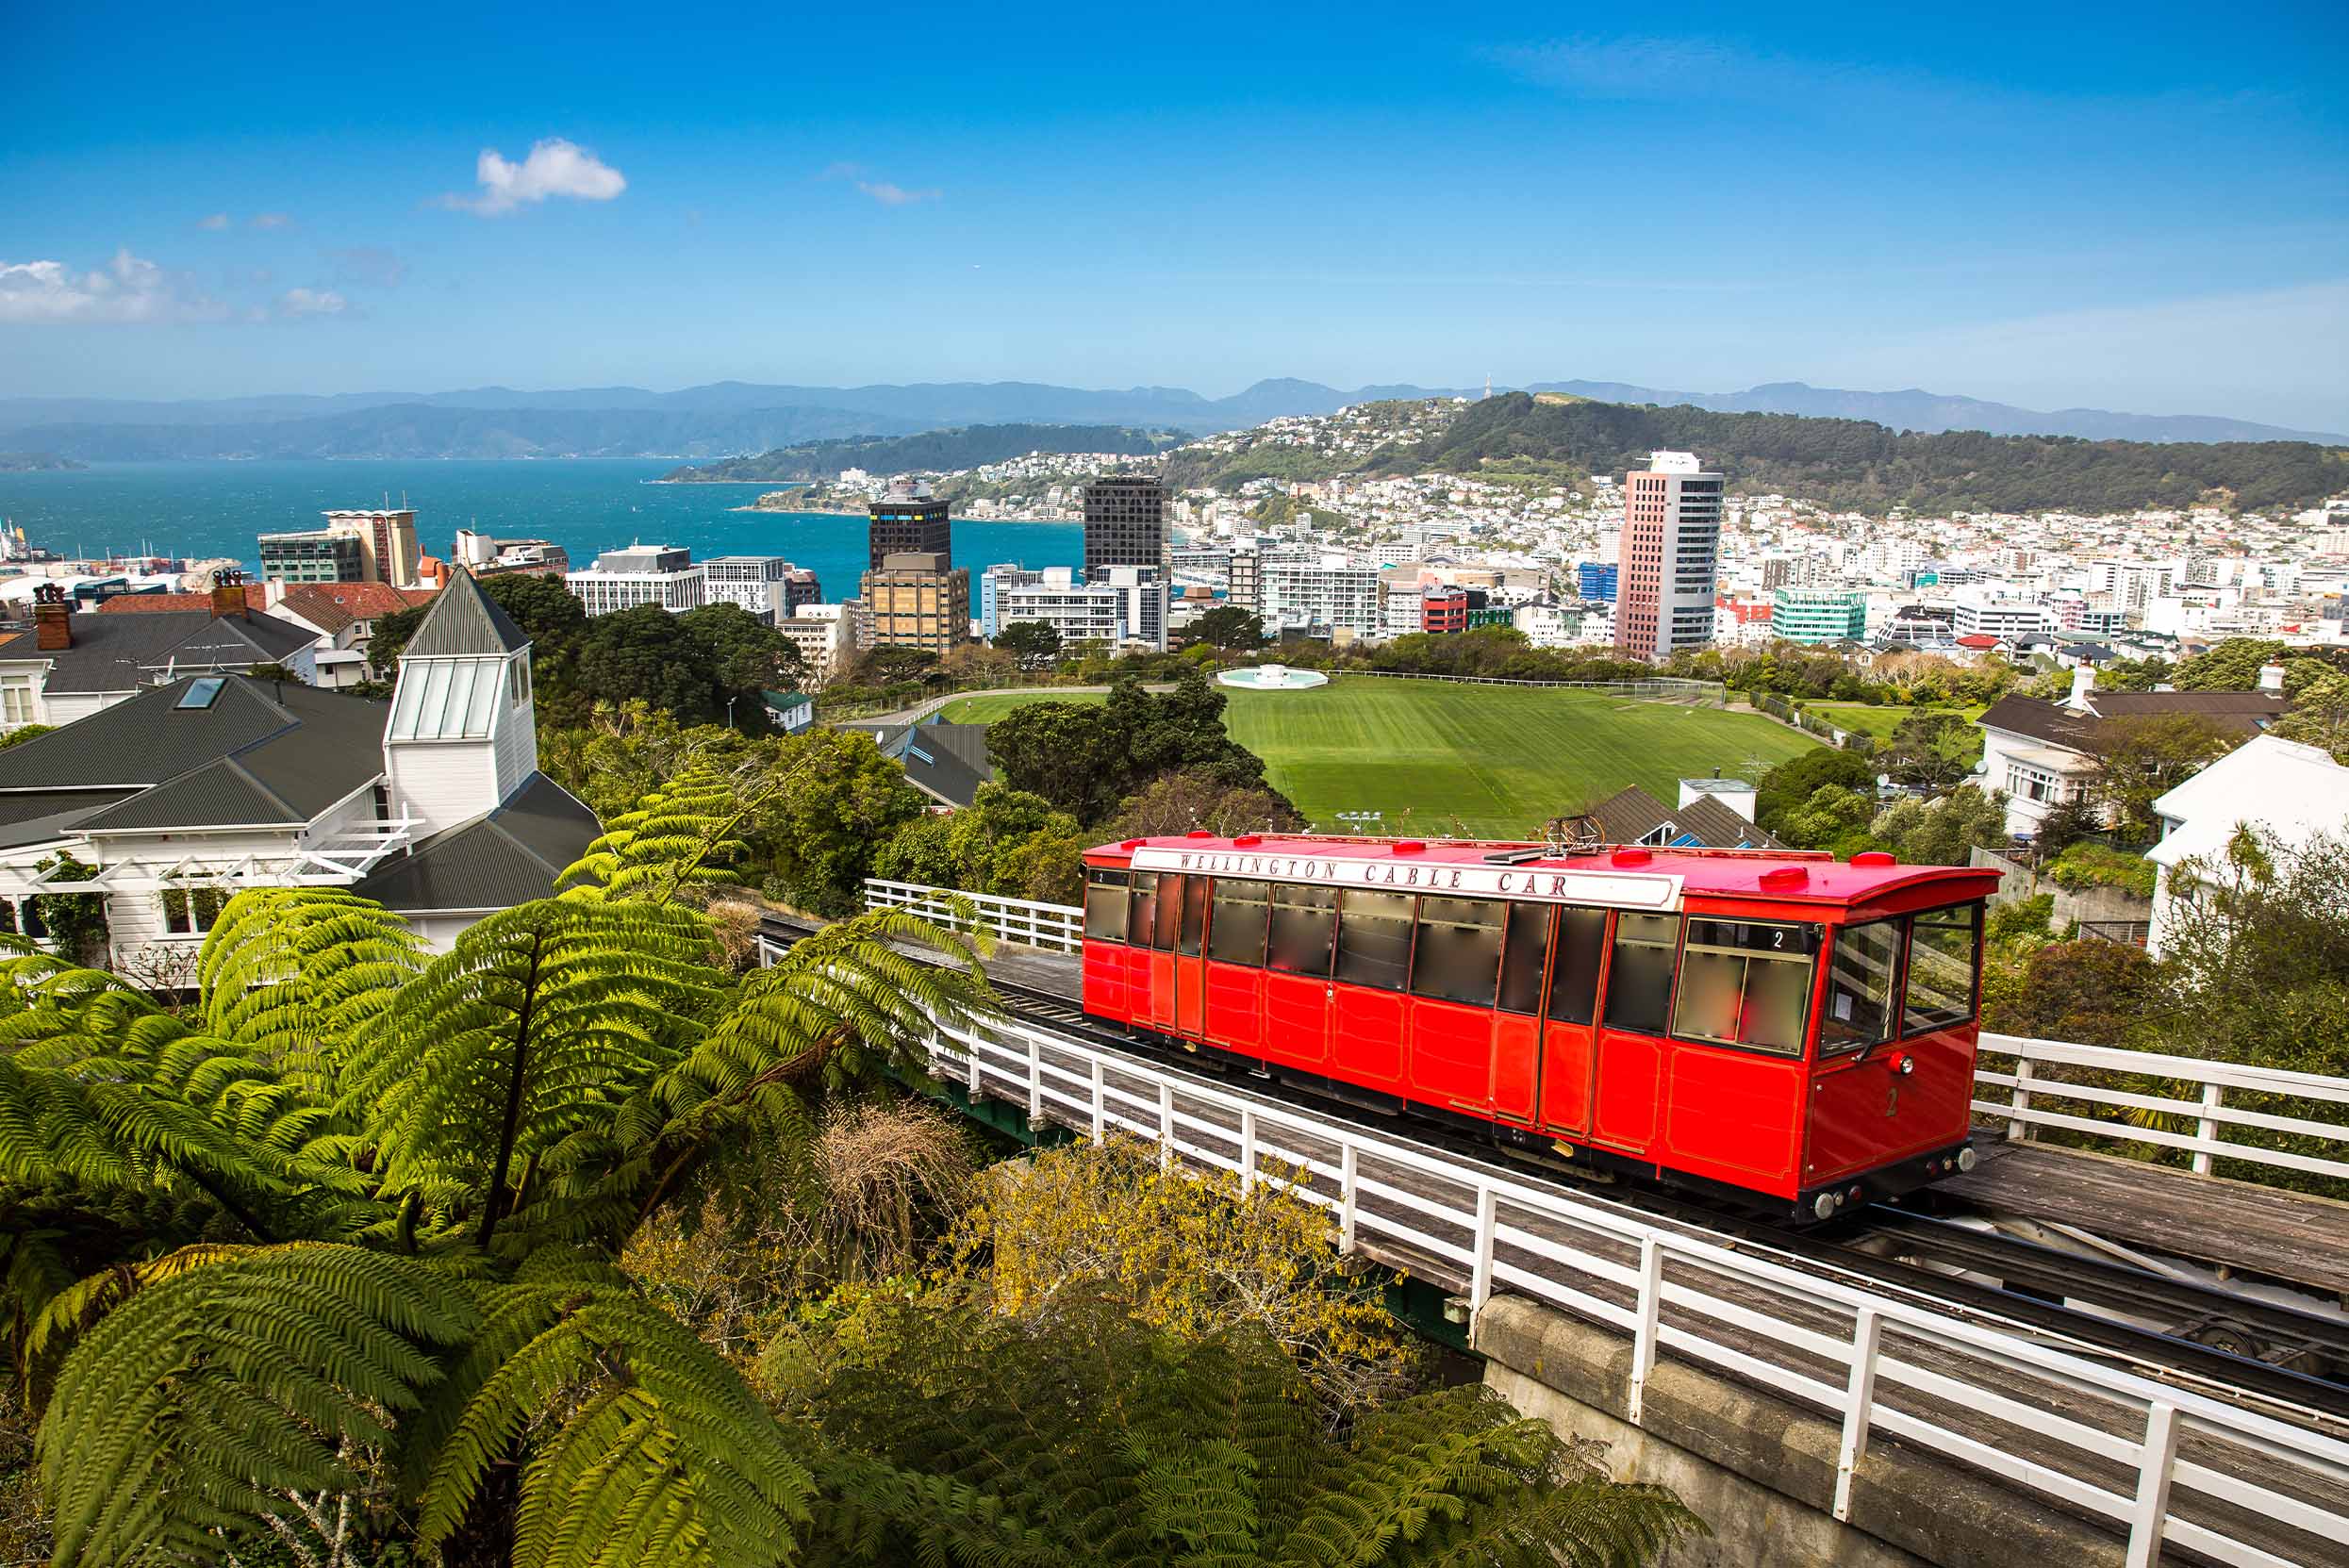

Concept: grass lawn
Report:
left=1799, top=701, right=1987, bottom=759
left=936, top=680, right=1822, bottom=837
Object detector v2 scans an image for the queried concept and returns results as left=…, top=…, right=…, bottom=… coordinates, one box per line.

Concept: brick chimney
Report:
left=209, top=567, right=250, bottom=619
left=31, top=583, right=70, bottom=651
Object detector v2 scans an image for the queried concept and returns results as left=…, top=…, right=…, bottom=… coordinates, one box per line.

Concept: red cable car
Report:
left=1078, top=833, right=1999, bottom=1221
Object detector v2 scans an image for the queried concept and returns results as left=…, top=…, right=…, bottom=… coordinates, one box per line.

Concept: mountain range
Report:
left=0, top=378, right=2336, bottom=462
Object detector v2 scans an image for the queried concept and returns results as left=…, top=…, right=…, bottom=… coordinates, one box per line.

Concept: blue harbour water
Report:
left=0, top=460, right=1084, bottom=600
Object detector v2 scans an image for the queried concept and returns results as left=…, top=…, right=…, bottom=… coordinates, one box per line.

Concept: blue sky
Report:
left=5, top=0, right=2346, bottom=429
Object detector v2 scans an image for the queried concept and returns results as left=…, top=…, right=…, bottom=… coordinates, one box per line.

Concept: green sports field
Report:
left=935, top=679, right=1822, bottom=836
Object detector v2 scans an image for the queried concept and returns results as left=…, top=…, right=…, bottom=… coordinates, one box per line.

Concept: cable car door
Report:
left=1173, top=874, right=1208, bottom=1037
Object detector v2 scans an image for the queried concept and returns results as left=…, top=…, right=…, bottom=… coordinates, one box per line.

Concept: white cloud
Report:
left=441, top=138, right=625, bottom=216
left=197, top=212, right=230, bottom=231
left=0, top=249, right=224, bottom=324
left=857, top=180, right=939, bottom=206
left=251, top=212, right=292, bottom=230
left=275, top=287, right=349, bottom=318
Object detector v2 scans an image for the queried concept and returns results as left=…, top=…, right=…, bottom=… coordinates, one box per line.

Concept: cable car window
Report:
left=1411, top=897, right=1503, bottom=1006
left=1820, top=920, right=1899, bottom=1053
left=1265, top=884, right=1337, bottom=976
left=1671, top=920, right=1817, bottom=1055
left=1335, top=890, right=1415, bottom=992
left=1497, top=902, right=1555, bottom=1015
left=1601, top=914, right=1681, bottom=1035
left=1547, top=906, right=1609, bottom=1024
left=1208, top=880, right=1269, bottom=966
left=1130, top=873, right=1160, bottom=951
left=1178, top=876, right=1207, bottom=956
left=1902, top=905, right=1980, bottom=1033
left=1155, top=874, right=1185, bottom=952
left=1084, top=869, right=1131, bottom=943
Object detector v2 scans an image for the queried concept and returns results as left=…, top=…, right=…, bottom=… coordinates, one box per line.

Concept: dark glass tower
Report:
left=1082, top=475, right=1167, bottom=579
left=868, top=483, right=951, bottom=569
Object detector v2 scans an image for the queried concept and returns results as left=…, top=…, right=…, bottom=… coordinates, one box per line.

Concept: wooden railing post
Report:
left=2009, top=1055, right=2035, bottom=1143
left=2124, top=1402, right=2180, bottom=1568
left=1338, top=1142, right=1359, bottom=1254
left=1238, top=1110, right=1257, bottom=1196
left=1470, top=1183, right=1497, bottom=1312
left=1833, top=1307, right=1883, bottom=1522
left=1089, top=1057, right=1105, bottom=1143
left=2192, top=1082, right=2223, bottom=1177
left=1627, top=1236, right=1663, bottom=1426
left=1158, top=1081, right=1175, bottom=1171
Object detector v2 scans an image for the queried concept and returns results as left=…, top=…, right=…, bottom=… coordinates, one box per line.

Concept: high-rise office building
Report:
left=1769, top=587, right=1867, bottom=645
left=860, top=552, right=970, bottom=652
left=703, top=556, right=823, bottom=621
left=321, top=509, right=422, bottom=587
left=1082, top=475, right=1168, bottom=578
left=1613, top=452, right=1722, bottom=661
left=566, top=545, right=706, bottom=616
left=868, top=480, right=951, bottom=569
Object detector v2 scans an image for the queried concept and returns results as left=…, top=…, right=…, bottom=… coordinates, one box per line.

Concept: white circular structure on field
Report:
left=1217, top=663, right=1329, bottom=691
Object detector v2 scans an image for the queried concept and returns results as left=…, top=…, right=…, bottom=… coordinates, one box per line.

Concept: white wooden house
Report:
left=0, top=569, right=599, bottom=970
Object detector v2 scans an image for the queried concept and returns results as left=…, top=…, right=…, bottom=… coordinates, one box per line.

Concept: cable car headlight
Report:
left=1813, top=1193, right=1838, bottom=1221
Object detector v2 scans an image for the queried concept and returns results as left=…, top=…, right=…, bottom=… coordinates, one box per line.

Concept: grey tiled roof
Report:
left=1585, top=784, right=1788, bottom=851
left=1977, top=690, right=2284, bottom=755
left=404, top=569, right=528, bottom=658
left=350, top=773, right=600, bottom=912
left=0, top=676, right=389, bottom=831
left=0, top=611, right=315, bottom=694
left=897, top=721, right=995, bottom=809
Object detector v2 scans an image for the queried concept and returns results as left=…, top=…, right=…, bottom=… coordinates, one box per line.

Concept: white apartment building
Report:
left=775, top=606, right=853, bottom=684
left=703, top=555, right=818, bottom=620
left=1260, top=551, right=1381, bottom=639
left=1951, top=587, right=2056, bottom=641
left=566, top=544, right=706, bottom=617
left=995, top=566, right=1168, bottom=651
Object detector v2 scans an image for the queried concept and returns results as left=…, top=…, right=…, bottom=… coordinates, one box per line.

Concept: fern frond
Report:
left=38, top=1243, right=478, bottom=1568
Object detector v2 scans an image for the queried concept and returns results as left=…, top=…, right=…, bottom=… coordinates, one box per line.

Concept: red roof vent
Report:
left=1760, top=866, right=1811, bottom=892
left=1232, top=834, right=1263, bottom=848
left=1850, top=850, right=1896, bottom=867
left=1120, top=838, right=1148, bottom=850
left=1611, top=847, right=1653, bottom=867
left=1186, top=830, right=1214, bottom=839
left=1394, top=839, right=1426, bottom=853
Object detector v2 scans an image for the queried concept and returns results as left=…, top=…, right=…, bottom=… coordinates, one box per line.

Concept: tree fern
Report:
left=555, top=763, right=766, bottom=906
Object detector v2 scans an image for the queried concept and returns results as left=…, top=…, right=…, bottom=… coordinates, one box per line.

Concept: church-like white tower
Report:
left=382, top=568, right=538, bottom=837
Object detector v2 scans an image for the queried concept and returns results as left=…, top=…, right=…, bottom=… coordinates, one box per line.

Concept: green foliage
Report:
left=0, top=724, right=56, bottom=751
left=1105, top=769, right=1307, bottom=841
left=763, top=729, right=930, bottom=916
left=2046, top=840, right=2158, bottom=900
left=2274, top=669, right=2349, bottom=764
left=871, top=782, right=1086, bottom=905
left=26, top=853, right=108, bottom=966
left=1776, top=784, right=1880, bottom=858
left=1184, top=604, right=1265, bottom=652
left=0, top=765, right=1000, bottom=1564
left=1985, top=894, right=2055, bottom=944
left=1981, top=939, right=2159, bottom=1046
left=1754, top=748, right=1877, bottom=840
left=989, top=668, right=1284, bottom=825
left=2093, top=713, right=2237, bottom=843
left=765, top=1290, right=1701, bottom=1568
left=1877, top=710, right=1978, bottom=792
left=1378, top=392, right=2349, bottom=513
left=992, top=619, right=1062, bottom=670
left=1870, top=784, right=2009, bottom=867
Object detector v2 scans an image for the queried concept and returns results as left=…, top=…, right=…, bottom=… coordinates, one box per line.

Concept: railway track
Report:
left=760, top=916, right=2349, bottom=1429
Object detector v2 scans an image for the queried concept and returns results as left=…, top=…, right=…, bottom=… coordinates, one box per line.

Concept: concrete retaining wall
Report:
left=1474, top=1295, right=2119, bottom=1568
left=1972, top=847, right=2152, bottom=931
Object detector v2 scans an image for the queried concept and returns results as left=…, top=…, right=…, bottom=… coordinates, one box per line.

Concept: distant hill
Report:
left=1379, top=394, right=2349, bottom=513
left=2, top=376, right=2334, bottom=461
left=0, top=451, right=84, bottom=472
left=0, top=404, right=924, bottom=462
left=1524, top=379, right=2344, bottom=444
left=664, top=423, right=1186, bottom=482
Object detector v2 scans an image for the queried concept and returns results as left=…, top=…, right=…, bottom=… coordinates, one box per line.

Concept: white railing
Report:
left=863, top=878, right=1084, bottom=954
left=907, top=1003, right=2349, bottom=1568
left=1977, top=1032, right=2349, bottom=1182
left=868, top=883, right=2349, bottom=1190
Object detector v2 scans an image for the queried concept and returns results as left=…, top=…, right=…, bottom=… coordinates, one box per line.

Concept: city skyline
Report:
left=4, top=1, right=2345, bottom=430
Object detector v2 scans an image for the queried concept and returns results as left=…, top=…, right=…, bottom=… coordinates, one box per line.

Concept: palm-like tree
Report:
left=1, top=766, right=994, bottom=1566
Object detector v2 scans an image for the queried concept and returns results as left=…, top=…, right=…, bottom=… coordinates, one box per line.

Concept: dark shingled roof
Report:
left=0, top=609, right=316, bottom=694
left=1584, top=784, right=1787, bottom=852
left=403, top=568, right=527, bottom=658
left=1978, top=690, right=2285, bottom=754
left=896, top=722, right=995, bottom=809
left=0, top=676, right=389, bottom=832
left=349, top=773, right=600, bottom=912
